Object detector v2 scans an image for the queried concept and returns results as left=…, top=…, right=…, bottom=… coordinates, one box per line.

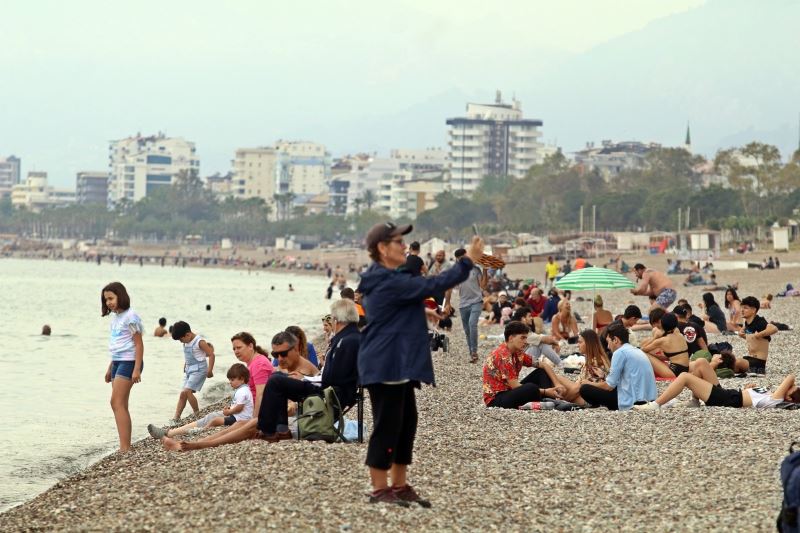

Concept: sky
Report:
left=5, top=0, right=794, bottom=188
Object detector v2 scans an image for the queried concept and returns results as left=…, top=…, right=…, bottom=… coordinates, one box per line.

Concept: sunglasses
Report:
left=271, top=347, right=293, bottom=358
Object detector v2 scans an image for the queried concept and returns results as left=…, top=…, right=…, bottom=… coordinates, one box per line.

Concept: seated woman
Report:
left=635, top=358, right=799, bottom=410
left=536, top=329, right=610, bottom=405
left=551, top=300, right=579, bottom=344
left=640, top=312, right=690, bottom=378
left=699, top=292, right=727, bottom=333
left=592, top=295, right=613, bottom=333
left=285, top=325, right=319, bottom=368
left=724, top=287, right=742, bottom=331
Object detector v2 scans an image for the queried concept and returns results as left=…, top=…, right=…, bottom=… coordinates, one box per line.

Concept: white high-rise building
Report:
left=446, top=92, right=544, bottom=195
left=275, top=141, right=330, bottom=196
left=232, top=147, right=279, bottom=200
left=107, top=133, right=198, bottom=205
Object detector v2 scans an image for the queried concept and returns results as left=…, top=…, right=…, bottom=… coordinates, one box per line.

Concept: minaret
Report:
left=684, top=122, right=692, bottom=153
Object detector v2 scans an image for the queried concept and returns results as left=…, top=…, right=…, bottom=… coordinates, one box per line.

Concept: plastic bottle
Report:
left=519, top=401, right=555, bottom=411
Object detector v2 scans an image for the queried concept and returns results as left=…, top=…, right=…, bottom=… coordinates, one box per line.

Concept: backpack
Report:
left=778, top=440, right=800, bottom=532
left=296, top=386, right=346, bottom=443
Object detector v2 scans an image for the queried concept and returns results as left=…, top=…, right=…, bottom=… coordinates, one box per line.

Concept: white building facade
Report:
left=0, top=155, right=21, bottom=199
left=11, top=172, right=76, bottom=211
left=446, top=93, right=544, bottom=195
left=107, top=134, right=198, bottom=206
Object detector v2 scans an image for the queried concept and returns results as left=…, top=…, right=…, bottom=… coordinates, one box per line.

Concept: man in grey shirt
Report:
left=446, top=248, right=487, bottom=363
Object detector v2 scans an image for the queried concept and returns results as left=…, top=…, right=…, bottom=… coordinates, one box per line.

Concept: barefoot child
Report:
left=102, top=282, right=144, bottom=452
left=170, top=321, right=215, bottom=423
left=149, top=363, right=252, bottom=439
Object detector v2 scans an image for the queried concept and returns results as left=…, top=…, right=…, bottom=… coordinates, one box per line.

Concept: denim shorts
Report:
left=183, top=367, right=207, bottom=392
left=111, top=360, right=143, bottom=380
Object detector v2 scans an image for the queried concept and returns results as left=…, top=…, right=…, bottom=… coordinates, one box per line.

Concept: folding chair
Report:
left=341, top=386, right=364, bottom=443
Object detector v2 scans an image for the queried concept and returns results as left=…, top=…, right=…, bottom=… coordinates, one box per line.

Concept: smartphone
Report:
left=472, top=224, right=479, bottom=236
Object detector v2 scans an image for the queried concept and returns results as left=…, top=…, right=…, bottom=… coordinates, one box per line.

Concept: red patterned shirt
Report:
left=482, top=343, right=534, bottom=405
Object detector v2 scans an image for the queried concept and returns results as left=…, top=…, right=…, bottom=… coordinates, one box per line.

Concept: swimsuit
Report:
left=663, top=347, right=689, bottom=376
left=655, top=287, right=677, bottom=308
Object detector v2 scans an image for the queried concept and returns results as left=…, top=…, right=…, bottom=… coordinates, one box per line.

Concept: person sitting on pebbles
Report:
left=733, top=296, right=778, bottom=375
left=578, top=323, right=657, bottom=411
left=640, top=312, right=691, bottom=379
left=634, top=357, right=799, bottom=410
left=482, top=320, right=565, bottom=409
left=535, top=329, right=610, bottom=406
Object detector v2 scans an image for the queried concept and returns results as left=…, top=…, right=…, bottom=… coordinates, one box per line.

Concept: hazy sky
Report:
left=0, top=0, right=759, bottom=187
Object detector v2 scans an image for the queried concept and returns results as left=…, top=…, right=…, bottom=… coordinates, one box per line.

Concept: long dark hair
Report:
left=724, top=288, right=740, bottom=309
left=230, top=332, right=269, bottom=356
left=579, top=329, right=610, bottom=371
left=702, top=292, right=718, bottom=309
left=101, top=281, right=130, bottom=316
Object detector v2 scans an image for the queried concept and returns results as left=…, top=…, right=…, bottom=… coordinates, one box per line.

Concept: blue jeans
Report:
left=459, top=302, right=482, bottom=355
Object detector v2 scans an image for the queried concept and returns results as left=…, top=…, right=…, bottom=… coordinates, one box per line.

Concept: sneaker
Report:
left=392, top=484, right=432, bottom=508
left=368, top=488, right=411, bottom=507
left=633, top=401, right=661, bottom=411
left=147, top=424, right=167, bottom=439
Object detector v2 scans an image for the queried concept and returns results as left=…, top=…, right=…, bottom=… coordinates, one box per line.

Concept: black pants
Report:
left=487, top=369, right=554, bottom=409
left=366, top=382, right=417, bottom=470
left=257, top=373, right=321, bottom=434
left=579, top=384, right=618, bottom=410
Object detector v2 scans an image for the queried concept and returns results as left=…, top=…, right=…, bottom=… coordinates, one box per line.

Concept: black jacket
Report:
left=321, top=323, right=360, bottom=408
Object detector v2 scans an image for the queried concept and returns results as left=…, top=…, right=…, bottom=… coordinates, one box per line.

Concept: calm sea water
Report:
left=0, top=258, right=332, bottom=511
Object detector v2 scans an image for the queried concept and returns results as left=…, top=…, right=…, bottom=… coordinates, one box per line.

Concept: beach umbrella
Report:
left=555, top=267, right=635, bottom=326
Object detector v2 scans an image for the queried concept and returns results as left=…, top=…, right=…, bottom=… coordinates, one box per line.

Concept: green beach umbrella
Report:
left=555, top=267, right=636, bottom=325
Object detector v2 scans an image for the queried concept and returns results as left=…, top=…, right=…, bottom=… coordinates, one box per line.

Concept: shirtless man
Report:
left=161, top=331, right=318, bottom=451
left=631, top=263, right=676, bottom=311
left=733, top=295, right=778, bottom=374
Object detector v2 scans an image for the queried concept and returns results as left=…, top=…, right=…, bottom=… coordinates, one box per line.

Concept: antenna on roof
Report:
left=495, top=90, right=502, bottom=104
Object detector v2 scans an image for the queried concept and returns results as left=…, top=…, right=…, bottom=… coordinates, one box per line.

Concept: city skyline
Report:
left=2, top=0, right=799, bottom=187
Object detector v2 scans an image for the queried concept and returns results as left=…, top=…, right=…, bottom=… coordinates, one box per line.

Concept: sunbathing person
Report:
left=536, top=329, right=610, bottom=405
left=734, top=296, right=778, bottom=375
left=551, top=299, right=579, bottom=343
left=640, top=312, right=690, bottom=378
left=634, top=357, right=799, bottom=410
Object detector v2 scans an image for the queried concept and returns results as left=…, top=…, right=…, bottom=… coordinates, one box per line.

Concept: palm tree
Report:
left=362, top=189, right=376, bottom=212
left=353, top=197, right=364, bottom=215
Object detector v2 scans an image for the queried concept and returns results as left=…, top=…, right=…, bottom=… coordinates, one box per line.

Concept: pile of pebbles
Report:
left=2, top=270, right=799, bottom=531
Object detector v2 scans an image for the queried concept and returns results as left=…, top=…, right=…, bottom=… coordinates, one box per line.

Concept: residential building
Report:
left=76, top=171, right=109, bottom=205
left=107, top=133, right=198, bottom=206
left=573, top=140, right=661, bottom=181
left=232, top=147, right=278, bottom=201
left=11, top=172, right=76, bottom=211
left=205, top=172, right=234, bottom=197
left=275, top=141, right=330, bottom=196
left=385, top=175, right=446, bottom=220
left=0, top=155, right=21, bottom=199
left=446, top=91, right=544, bottom=195
left=390, top=148, right=448, bottom=173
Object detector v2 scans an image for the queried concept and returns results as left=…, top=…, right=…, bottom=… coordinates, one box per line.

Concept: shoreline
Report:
left=3, top=267, right=800, bottom=530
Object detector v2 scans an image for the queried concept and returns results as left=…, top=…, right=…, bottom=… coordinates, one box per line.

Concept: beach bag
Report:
left=690, top=350, right=735, bottom=379
left=296, top=386, right=346, bottom=443
left=778, top=441, right=800, bottom=532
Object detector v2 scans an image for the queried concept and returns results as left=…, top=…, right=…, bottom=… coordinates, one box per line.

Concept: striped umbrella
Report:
left=555, top=267, right=635, bottom=326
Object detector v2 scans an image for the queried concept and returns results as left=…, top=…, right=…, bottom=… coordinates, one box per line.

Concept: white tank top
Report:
left=746, top=388, right=781, bottom=408
left=183, top=335, right=207, bottom=364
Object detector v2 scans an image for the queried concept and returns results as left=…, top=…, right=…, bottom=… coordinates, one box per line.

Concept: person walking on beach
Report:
left=357, top=221, right=484, bottom=506
left=544, top=256, right=560, bottom=289
left=631, top=263, right=676, bottom=311
left=101, top=281, right=144, bottom=453
left=445, top=247, right=488, bottom=363
left=170, top=321, right=215, bottom=424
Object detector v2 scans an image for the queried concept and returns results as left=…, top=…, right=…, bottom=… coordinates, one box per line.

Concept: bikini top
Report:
left=662, top=348, right=688, bottom=358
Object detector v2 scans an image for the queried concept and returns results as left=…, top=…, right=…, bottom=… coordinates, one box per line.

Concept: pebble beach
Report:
left=2, top=265, right=799, bottom=532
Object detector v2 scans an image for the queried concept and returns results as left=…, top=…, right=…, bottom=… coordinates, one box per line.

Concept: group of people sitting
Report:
left=481, top=294, right=797, bottom=411
left=147, top=298, right=361, bottom=450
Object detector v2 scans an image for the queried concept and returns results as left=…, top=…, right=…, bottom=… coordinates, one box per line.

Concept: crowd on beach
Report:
left=96, top=224, right=800, bottom=509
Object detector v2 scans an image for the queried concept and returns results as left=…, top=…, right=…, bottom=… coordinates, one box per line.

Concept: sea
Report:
left=0, top=258, right=333, bottom=511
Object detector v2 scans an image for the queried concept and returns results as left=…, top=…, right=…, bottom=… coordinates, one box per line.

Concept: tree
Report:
left=361, top=189, right=376, bottom=212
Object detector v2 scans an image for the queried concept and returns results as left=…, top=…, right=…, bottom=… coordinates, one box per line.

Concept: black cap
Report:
left=365, top=222, right=412, bottom=255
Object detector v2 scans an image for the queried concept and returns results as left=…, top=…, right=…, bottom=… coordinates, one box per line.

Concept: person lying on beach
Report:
left=640, top=312, right=690, bottom=379
left=148, top=363, right=253, bottom=439
left=535, top=329, right=610, bottom=405
left=154, top=317, right=168, bottom=337
left=579, top=323, right=657, bottom=411
left=733, top=296, right=778, bottom=375
left=760, top=294, right=773, bottom=309
left=482, top=321, right=565, bottom=409
left=634, top=357, right=799, bottom=410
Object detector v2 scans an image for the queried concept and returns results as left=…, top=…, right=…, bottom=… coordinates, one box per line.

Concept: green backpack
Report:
left=297, top=386, right=346, bottom=443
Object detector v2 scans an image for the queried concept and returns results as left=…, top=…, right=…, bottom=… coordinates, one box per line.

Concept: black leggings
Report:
left=487, top=369, right=554, bottom=409
left=366, top=382, right=418, bottom=470
left=579, top=384, right=619, bottom=410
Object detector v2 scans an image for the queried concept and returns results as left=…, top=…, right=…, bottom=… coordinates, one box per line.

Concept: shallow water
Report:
left=0, top=258, right=331, bottom=511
